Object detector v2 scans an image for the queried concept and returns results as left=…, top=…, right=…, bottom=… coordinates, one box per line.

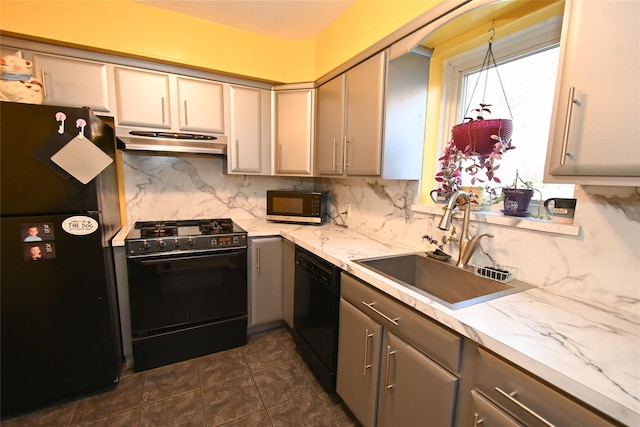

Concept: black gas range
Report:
left=125, top=218, right=248, bottom=371
left=126, top=218, right=247, bottom=257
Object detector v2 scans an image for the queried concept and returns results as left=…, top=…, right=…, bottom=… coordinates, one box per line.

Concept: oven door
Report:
left=127, top=249, right=247, bottom=336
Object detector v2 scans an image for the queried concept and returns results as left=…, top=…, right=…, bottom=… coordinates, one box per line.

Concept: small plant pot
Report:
left=502, top=188, right=533, bottom=216
left=459, top=186, right=484, bottom=211
left=452, top=119, right=513, bottom=155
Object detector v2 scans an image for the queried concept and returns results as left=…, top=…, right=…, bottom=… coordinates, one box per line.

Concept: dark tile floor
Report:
left=2, top=327, right=360, bottom=427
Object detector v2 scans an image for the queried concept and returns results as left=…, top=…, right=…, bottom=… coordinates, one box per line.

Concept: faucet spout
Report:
left=437, top=190, right=494, bottom=268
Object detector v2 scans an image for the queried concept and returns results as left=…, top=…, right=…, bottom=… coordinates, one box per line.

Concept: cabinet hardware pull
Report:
left=40, top=69, right=48, bottom=99
left=161, top=97, right=166, bottom=124
left=495, top=387, right=555, bottom=427
left=472, top=412, right=484, bottom=426
left=362, top=329, right=373, bottom=375
left=332, top=137, right=337, bottom=171
left=344, top=136, right=350, bottom=168
left=235, top=140, right=240, bottom=170
left=184, top=100, right=188, bottom=126
left=560, top=87, right=577, bottom=166
left=256, top=244, right=260, bottom=273
left=361, top=301, right=399, bottom=325
left=383, top=345, right=396, bottom=397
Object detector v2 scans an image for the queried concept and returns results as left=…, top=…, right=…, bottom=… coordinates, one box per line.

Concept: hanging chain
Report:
left=463, top=20, right=514, bottom=120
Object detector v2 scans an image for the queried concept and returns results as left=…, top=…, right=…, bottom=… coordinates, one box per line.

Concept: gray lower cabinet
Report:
left=470, top=346, right=621, bottom=427
left=247, top=237, right=283, bottom=330
left=337, top=273, right=460, bottom=427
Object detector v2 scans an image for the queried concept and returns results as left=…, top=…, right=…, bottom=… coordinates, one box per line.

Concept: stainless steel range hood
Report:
left=117, top=130, right=228, bottom=155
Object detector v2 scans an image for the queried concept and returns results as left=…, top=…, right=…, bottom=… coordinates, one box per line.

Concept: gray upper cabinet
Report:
left=114, top=67, right=171, bottom=129
left=228, top=85, right=271, bottom=175
left=316, top=52, right=385, bottom=177
left=316, top=49, right=429, bottom=179
left=274, top=89, right=314, bottom=176
left=176, top=76, right=225, bottom=134
left=544, top=0, right=640, bottom=185
left=32, top=53, right=111, bottom=113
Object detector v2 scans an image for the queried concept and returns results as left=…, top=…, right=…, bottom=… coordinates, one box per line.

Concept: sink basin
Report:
left=354, top=253, right=535, bottom=310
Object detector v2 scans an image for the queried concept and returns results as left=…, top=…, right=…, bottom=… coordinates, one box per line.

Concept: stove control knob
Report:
left=141, top=240, right=151, bottom=251
left=157, top=240, right=166, bottom=249
left=187, top=238, right=195, bottom=247
left=172, top=239, right=181, bottom=249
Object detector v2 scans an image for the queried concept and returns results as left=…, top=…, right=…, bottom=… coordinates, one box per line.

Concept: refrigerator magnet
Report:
left=62, top=216, right=99, bottom=236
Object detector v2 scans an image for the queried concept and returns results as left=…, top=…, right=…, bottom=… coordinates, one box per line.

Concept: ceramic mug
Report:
left=544, top=198, right=576, bottom=224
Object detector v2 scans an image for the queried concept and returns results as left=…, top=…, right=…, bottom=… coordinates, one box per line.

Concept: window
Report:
left=439, top=17, right=574, bottom=200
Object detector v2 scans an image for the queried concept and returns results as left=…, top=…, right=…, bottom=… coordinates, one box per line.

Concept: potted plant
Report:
left=452, top=103, right=513, bottom=156
left=433, top=106, right=515, bottom=204
left=501, top=170, right=542, bottom=217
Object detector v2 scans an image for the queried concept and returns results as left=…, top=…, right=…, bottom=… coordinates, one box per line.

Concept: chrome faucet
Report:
left=438, top=190, right=494, bottom=268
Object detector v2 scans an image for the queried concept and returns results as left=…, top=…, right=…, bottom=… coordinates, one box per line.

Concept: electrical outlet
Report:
left=345, top=204, right=351, bottom=218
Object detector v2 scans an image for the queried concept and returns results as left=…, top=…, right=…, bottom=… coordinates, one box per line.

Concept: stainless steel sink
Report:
left=354, top=253, right=535, bottom=310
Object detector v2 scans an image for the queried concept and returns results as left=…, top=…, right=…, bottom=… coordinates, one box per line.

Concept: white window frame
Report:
left=439, top=16, right=563, bottom=174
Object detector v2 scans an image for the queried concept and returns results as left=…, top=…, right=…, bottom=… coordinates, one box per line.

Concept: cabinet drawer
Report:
left=474, top=347, right=620, bottom=426
left=470, top=390, right=521, bottom=427
left=341, top=273, right=461, bottom=373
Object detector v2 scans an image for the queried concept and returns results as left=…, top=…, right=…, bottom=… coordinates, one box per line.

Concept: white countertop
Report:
left=113, top=220, right=639, bottom=425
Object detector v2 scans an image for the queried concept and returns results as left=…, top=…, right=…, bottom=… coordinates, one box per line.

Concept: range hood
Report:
left=117, top=130, right=228, bottom=155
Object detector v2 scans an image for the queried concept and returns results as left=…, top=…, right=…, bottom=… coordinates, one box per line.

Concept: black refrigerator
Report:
left=0, top=102, right=123, bottom=416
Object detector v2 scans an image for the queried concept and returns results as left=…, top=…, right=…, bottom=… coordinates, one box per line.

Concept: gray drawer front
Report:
left=474, top=348, right=619, bottom=427
left=341, top=272, right=461, bottom=373
left=470, top=390, right=522, bottom=427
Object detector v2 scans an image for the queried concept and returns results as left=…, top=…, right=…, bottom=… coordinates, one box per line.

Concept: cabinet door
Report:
left=345, top=52, right=385, bottom=176
left=114, top=67, right=171, bottom=129
left=316, top=76, right=345, bottom=175
left=32, top=53, right=111, bottom=112
left=377, top=332, right=457, bottom=427
left=248, top=237, right=283, bottom=327
left=336, top=299, right=382, bottom=427
left=274, top=89, right=313, bottom=175
left=229, top=85, right=270, bottom=174
left=177, top=77, right=224, bottom=133
left=545, top=0, right=640, bottom=183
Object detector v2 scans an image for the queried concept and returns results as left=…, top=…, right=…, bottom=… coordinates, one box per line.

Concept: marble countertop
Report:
left=112, top=220, right=639, bottom=424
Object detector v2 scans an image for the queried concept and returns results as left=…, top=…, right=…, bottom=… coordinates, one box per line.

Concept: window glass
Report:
left=437, top=19, right=574, bottom=202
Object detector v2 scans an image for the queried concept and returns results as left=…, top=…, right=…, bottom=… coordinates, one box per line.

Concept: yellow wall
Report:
left=0, top=0, right=442, bottom=83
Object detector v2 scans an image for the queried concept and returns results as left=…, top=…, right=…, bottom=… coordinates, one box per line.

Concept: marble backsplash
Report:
left=122, top=153, right=640, bottom=314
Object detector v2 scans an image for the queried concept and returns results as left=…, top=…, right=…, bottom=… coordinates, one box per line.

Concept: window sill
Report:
left=411, top=204, right=581, bottom=237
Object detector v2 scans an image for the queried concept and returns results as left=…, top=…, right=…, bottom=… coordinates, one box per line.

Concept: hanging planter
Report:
left=452, top=116, right=513, bottom=155
left=451, top=27, right=514, bottom=156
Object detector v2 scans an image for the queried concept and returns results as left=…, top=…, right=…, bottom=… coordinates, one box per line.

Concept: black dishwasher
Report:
left=293, top=246, right=341, bottom=394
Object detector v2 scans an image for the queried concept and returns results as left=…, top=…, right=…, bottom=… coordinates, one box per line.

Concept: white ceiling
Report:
left=133, top=0, right=356, bottom=41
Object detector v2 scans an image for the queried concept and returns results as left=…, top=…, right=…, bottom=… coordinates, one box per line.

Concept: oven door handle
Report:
left=132, top=250, right=246, bottom=265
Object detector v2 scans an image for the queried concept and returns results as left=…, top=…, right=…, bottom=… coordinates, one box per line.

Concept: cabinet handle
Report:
left=383, top=345, right=396, bottom=397
left=472, top=412, right=483, bottom=426
left=344, top=136, right=350, bottom=168
left=332, top=137, right=337, bottom=171
left=184, top=100, right=188, bottom=126
left=560, top=87, right=577, bottom=166
left=161, top=97, right=166, bottom=124
left=278, top=144, right=283, bottom=171
left=361, top=301, right=399, bottom=326
left=40, top=69, right=48, bottom=99
left=495, top=387, right=555, bottom=427
left=235, top=140, right=240, bottom=170
left=362, top=328, right=373, bottom=375
left=255, top=244, right=260, bottom=273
